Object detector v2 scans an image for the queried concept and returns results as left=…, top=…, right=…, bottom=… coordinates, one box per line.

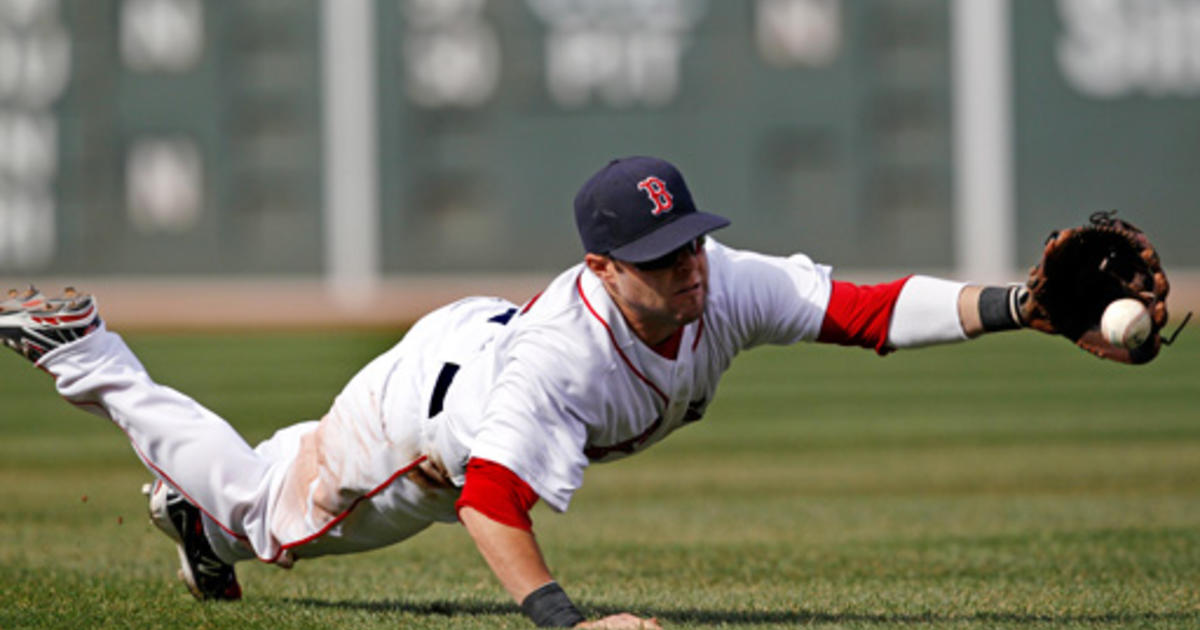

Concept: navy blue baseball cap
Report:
left=574, top=156, right=731, bottom=262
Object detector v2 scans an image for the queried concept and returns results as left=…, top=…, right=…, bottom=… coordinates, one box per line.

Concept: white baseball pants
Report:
left=37, top=323, right=462, bottom=567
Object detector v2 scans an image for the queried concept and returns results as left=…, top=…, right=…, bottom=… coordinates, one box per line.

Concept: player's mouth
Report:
left=675, top=282, right=703, bottom=297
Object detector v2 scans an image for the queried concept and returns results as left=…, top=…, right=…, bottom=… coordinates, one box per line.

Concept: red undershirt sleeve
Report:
left=455, top=457, right=541, bottom=532
left=817, top=277, right=911, bottom=355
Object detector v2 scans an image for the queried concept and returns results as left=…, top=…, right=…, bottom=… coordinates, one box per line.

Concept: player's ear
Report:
left=584, top=253, right=615, bottom=280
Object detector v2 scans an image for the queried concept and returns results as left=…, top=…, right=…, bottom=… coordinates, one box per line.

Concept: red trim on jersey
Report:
left=520, top=291, right=544, bottom=315
left=649, top=328, right=683, bottom=359
left=692, top=317, right=704, bottom=351
left=584, top=415, right=664, bottom=461
left=576, top=273, right=669, bottom=405
left=817, top=277, right=911, bottom=355
left=455, top=458, right=541, bottom=532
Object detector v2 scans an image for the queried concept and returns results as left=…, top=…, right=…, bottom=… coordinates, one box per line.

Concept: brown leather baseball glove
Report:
left=1020, top=211, right=1175, bottom=364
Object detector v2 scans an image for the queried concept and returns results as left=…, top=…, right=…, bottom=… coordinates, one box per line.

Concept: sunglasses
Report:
left=627, top=236, right=706, bottom=271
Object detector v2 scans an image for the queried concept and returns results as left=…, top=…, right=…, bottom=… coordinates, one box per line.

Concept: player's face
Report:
left=587, top=237, right=709, bottom=345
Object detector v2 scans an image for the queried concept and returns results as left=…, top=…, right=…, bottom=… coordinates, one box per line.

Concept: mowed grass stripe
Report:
left=0, top=330, right=1197, bottom=628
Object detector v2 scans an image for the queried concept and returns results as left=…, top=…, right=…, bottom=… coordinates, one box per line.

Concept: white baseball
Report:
left=1101, top=298, right=1152, bottom=349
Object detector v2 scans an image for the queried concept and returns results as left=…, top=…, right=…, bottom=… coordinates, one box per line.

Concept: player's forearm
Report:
left=887, top=277, right=1025, bottom=348
left=461, top=506, right=599, bottom=627
left=958, top=285, right=986, bottom=337
left=459, top=506, right=556, bottom=602
left=958, top=284, right=1027, bottom=338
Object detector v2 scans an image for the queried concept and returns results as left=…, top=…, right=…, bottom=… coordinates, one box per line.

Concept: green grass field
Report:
left=1, top=329, right=1198, bottom=629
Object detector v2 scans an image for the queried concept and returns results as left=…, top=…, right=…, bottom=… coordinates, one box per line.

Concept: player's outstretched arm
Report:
left=819, top=277, right=1028, bottom=352
left=459, top=507, right=661, bottom=629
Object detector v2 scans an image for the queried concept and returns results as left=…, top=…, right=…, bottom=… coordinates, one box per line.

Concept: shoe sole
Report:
left=0, top=298, right=99, bottom=361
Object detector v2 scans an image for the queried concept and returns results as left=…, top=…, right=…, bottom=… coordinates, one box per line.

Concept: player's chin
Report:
left=672, top=289, right=707, bottom=324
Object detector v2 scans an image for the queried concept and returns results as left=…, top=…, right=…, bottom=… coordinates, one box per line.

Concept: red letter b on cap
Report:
left=637, top=176, right=674, bottom=216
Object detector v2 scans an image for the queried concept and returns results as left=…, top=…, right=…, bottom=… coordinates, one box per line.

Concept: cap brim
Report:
left=608, top=211, right=731, bottom=262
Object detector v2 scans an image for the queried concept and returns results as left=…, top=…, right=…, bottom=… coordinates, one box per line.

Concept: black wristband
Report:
left=979, top=286, right=1023, bottom=331
left=521, top=582, right=586, bottom=628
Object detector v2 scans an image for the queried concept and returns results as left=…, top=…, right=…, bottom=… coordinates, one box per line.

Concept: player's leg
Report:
left=242, top=337, right=461, bottom=564
left=39, top=323, right=276, bottom=544
left=222, top=298, right=511, bottom=564
left=1, top=288, right=277, bottom=599
left=2, top=289, right=489, bottom=597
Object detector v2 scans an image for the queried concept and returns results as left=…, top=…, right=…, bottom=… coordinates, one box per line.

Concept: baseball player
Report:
left=0, top=156, right=1108, bottom=628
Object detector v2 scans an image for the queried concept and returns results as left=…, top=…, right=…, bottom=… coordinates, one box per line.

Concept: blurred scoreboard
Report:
left=1, top=1, right=1196, bottom=276
left=3, top=1, right=323, bottom=274
left=2, top=0, right=956, bottom=275
left=376, top=0, right=954, bottom=272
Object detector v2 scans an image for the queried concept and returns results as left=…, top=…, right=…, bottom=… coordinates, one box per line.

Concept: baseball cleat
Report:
left=0, top=286, right=102, bottom=362
left=143, top=480, right=242, bottom=601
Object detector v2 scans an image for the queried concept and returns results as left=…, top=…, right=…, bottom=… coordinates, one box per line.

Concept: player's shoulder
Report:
left=706, top=238, right=822, bottom=275
left=501, top=263, right=607, bottom=354
left=510, top=263, right=586, bottom=325
left=702, top=239, right=833, bottom=344
left=706, top=239, right=826, bottom=296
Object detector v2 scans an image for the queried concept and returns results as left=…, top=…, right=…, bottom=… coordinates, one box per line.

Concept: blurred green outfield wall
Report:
left=376, top=0, right=954, bottom=272
left=1012, top=0, right=1200, bottom=271
left=5, top=1, right=324, bottom=274
left=0, top=1, right=1196, bottom=276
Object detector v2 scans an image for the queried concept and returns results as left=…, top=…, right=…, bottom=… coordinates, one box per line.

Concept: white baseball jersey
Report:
left=429, top=238, right=832, bottom=512
left=40, top=238, right=965, bottom=565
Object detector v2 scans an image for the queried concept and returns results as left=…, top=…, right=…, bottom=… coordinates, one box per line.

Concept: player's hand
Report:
left=575, top=613, right=662, bottom=629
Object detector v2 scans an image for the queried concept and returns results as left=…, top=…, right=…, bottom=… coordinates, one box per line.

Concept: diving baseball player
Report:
left=1, top=156, right=1161, bottom=628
